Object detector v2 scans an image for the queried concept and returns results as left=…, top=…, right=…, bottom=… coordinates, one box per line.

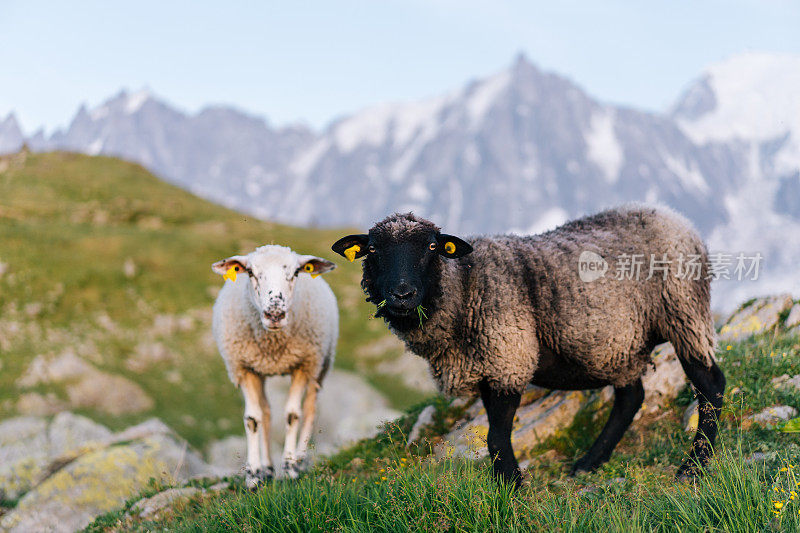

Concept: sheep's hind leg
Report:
left=676, top=359, right=725, bottom=480
left=241, top=371, right=273, bottom=490
left=570, top=379, right=644, bottom=475
left=282, top=370, right=309, bottom=479
left=479, top=381, right=522, bottom=489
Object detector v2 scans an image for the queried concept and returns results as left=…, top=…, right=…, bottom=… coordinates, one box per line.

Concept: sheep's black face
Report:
left=332, top=213, right=472, bottom=332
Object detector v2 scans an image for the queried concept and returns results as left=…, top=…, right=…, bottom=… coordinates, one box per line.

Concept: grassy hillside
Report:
left=0, top=151, right=427, bottom=448
left=88, top=317, right=800, bottom=532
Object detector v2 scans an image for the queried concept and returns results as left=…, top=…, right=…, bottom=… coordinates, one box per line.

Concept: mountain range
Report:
left=3, top=52, right=799, bottom=309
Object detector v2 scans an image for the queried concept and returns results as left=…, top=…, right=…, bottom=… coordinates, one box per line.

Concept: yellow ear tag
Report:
left=444, top=241, right=456, bottom=255
left=304, top=263, right=320, bottom=279
left=344, top=244, right=361, bottom=262
left=223, top=266, right=238, bottom=282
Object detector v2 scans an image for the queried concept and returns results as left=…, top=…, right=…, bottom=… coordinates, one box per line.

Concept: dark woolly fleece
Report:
left=363, top=204, right=716, bottom=397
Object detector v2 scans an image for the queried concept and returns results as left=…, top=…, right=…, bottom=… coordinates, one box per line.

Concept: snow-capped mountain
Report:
left=30, top=89, right=315, bottom=214
left=17, top=52, right=800, bottom=309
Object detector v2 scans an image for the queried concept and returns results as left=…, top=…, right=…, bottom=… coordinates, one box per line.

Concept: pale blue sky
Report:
left=1, top=1, right=798, bottom=134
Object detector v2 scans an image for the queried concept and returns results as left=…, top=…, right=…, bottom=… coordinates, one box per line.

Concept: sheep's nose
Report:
left=390, top=285, right=417, bottom=301
left=265, top=310, right=286, bottom=321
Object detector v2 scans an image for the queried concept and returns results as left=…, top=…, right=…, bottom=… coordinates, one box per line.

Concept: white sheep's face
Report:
left=213, top=245, right=335, bottom=330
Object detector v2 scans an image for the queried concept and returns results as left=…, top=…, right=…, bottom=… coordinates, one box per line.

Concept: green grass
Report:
left=88, top=442, right=800, bottom=532
left=87, top=329, right=800, bottom=532
left=0, top=151, right=427, bottom=447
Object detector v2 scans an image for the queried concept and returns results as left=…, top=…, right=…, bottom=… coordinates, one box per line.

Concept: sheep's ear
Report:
left=436, top=234, right=472, bottom=258
left=298, top=256, right=336, bottom=278
left=212, top=256, right=249, bottom=277
left=331, top=234, right=369, bottom=262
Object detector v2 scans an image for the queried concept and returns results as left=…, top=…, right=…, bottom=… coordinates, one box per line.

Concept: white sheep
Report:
left=211, top=245, right=337, bottom=488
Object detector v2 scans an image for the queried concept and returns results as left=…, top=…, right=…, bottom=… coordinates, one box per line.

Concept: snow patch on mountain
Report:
left=585, top=109, right=623, bottom=184
left=675, top=52, right=800, bottom=145
left=125, top=89, right=151, bottom=114
left=466, top=70, right=511, bottom=128
left=332, top=94, right=452, bottom=153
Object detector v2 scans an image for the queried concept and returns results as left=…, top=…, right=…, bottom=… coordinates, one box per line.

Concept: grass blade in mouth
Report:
left=369, top=299, right=387, bottom=319
left=416, top=305, right=428, bottom=328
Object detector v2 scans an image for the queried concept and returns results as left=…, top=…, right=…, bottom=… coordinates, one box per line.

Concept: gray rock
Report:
left=129, top=487, right=201, bottom=520
left=785, top=303, right=800, bottom=330
left=772, top=374, right=800, bottom=392
left=111, top=418, right=173, bottom=443
left=206, top=436, right=245, bottom=476
left=0, top=433, right=212, bottom=533
left=15, top=392, right=66, bottom=416
left=48, top=412, right=113, bottom=458
left=747, top=405, right=798, bottom=426
left=16, top=351, right=154, bottom=415
left=0, top=417, right=49, bottom=500
left=407, top=405, right=436, bottom=445
left=0, top=413, right=111, bottom=501
left=718, top=294, right=794, bottom=342
left=639, top=343, right=686, bottom=416
left=125, top=342, right=176, bottom=373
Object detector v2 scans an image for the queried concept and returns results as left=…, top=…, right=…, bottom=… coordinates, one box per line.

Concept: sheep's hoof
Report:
left=245, top=466, right=274, bottom=491
left=283, top=460, right=302, bottom=480
left=675, top=462, right=702, bottom=482
left=569, top=457, right=599, bottom=476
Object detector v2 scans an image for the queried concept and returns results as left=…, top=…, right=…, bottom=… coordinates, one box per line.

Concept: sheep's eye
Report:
left=428, top=242, right=437, bottom=251
left=368, top=245, right=376, bottom=253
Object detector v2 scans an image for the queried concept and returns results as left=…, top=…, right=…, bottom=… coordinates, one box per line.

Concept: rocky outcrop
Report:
left=16, top=351, right=154, bottom=416
left=747, top=406, right=798, bottom=427
left=0, top=414, right=214, bottom=533
left=718, top=294, right=795, bottom=343
left=431, top=342, right=691, bottom=462
left=435, top=388, right=610, bottom=461
left=786, top=304, right=800, bottom=335
left=128, top=487, right=202, bottom=521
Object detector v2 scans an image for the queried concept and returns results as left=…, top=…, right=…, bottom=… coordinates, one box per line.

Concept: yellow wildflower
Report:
left=775, top=501, right=784, bottom=510
left=381, top=476, right=387, bottom=481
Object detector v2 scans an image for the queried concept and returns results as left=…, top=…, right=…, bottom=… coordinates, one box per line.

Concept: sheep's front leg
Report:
left=294, top=378, right=320, bottom=466
left=479, top=381, right=522, bottom=489
left=282, top=370, right=308, bottom=479
left=241, top=371, right=273, bottom=490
